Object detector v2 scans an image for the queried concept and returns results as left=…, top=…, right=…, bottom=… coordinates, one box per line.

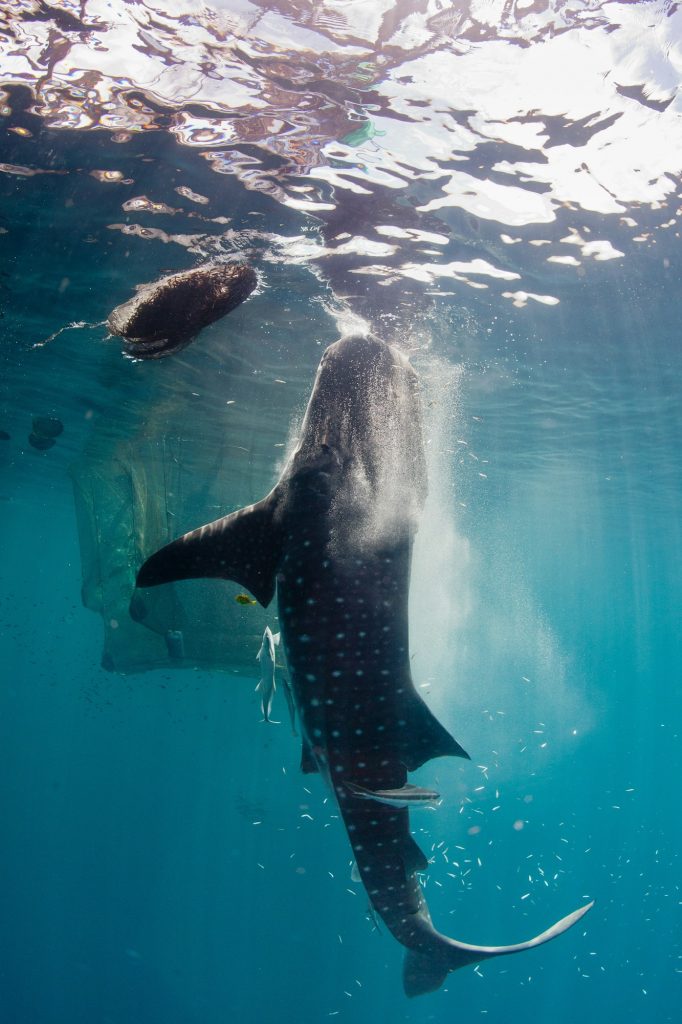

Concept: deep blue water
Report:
left=2, top=3, right=681, bottom=1022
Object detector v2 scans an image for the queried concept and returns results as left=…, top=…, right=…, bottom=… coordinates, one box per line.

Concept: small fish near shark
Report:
left=344, top=781, right=440, bottom=809
left=256, top=625, right=280, bottom=723
left=134, top=334, right=593, bottom=996
left=256, top=626, right=298, bottom=733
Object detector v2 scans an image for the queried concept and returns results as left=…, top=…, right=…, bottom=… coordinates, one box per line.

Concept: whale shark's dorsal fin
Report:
left=135, top=490, right=282, bottom=608
left=396, top=692, right=470, bottom=770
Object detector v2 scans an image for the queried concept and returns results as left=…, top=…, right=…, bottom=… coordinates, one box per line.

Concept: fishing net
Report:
left=70, top=405, right=272, bottom=676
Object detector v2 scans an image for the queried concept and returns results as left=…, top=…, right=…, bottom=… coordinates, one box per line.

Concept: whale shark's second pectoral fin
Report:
left=135, top=492, right=282, bottom=607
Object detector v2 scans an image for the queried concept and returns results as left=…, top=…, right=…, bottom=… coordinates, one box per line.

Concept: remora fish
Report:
left=134, top=334, right=593, bottom=996
left=345, top=781, right=440, bottom=808
left=256, top=625, right=280, bottom=723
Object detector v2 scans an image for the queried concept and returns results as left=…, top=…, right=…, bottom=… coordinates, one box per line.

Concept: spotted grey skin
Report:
left=135, top=334, right=593, bottom=995
left=107, top=261, right=257, bottom=359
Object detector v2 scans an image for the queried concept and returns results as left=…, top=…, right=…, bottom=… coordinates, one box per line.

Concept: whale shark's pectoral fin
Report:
left=135, top=491, right=282, bottom=607
left=403, top=900, right=595, bottom=997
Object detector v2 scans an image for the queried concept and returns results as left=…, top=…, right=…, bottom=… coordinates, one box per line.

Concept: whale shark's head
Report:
left=283, top=334, right=427, bottom=553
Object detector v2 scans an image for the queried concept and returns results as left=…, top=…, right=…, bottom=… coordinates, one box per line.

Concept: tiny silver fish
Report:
left=256, top=626, right=280, bottom=723
left=345, top=781, right=441, bottom=808
left=365, top=903, right=381, bottom=933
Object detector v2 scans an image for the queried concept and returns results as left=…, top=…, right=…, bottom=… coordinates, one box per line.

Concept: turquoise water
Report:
left=1, top=3, right=681, bottom=1022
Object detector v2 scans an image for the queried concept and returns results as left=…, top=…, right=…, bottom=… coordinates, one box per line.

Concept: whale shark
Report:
left=134, top=334, right=592, bottom=996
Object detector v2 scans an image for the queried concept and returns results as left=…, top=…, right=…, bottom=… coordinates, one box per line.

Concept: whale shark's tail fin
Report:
left=135, top=491, right=281, bottom=607
left=403, top=900, right=594, bottom=996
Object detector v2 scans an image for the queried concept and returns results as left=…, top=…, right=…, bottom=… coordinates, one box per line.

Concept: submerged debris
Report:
left=165, top=629, right=185, bottom=659
left=235, top=592, right=257, bottom=606
left=28, top=434, right=55, bottom=451
left=28, top=415, right=64, bottom=451
left=32, top=415, right=63, bottom=438
left=0, top=430, right=10, bottom=440
left=107, top=261, right=257, bottom=359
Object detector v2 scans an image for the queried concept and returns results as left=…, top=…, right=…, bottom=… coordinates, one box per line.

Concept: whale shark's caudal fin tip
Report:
left=403, top=899, right=595, bottom=997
